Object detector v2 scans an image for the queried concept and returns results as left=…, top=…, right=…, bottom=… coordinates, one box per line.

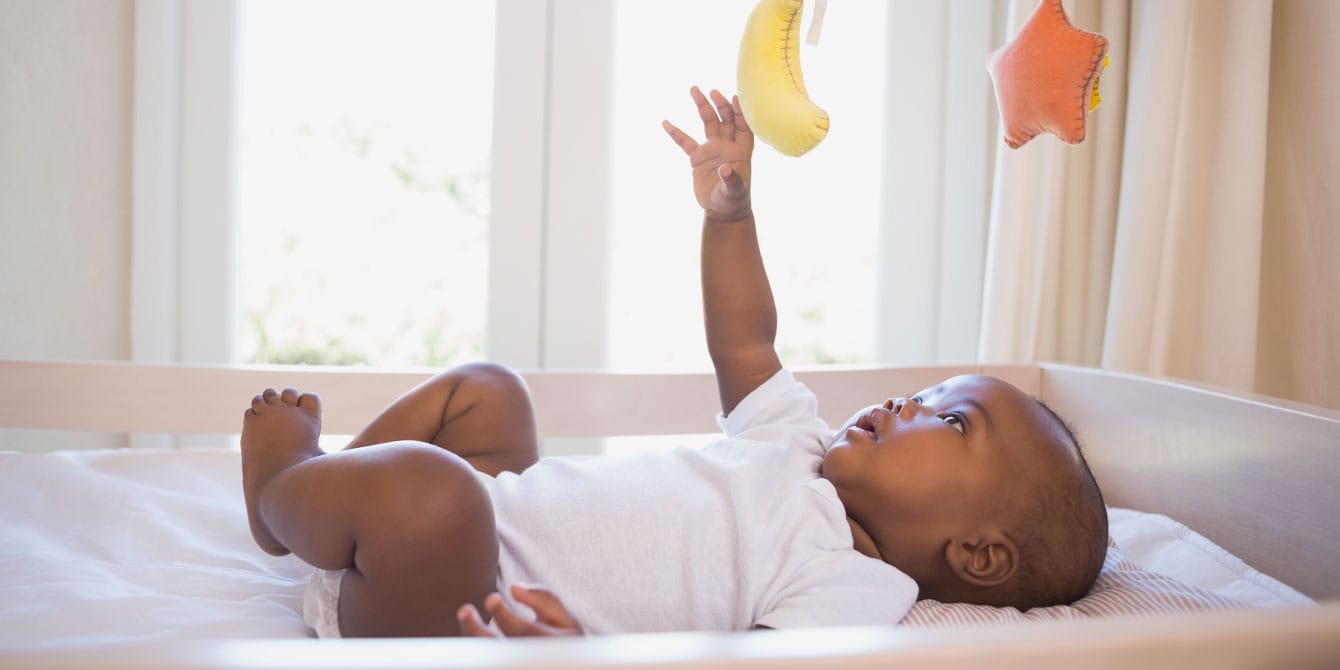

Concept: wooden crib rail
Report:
left=3, top=604, right=1338, bottom=670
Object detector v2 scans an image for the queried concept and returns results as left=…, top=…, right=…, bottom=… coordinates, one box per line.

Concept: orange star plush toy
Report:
left=988, top=0, right=1109, bottom=149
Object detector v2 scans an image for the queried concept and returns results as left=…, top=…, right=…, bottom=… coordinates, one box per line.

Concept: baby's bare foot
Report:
left=241, top=387, right=323, bottom=556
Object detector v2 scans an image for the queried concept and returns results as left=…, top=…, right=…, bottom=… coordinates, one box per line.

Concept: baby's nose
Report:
left=885, top=396, right=922, bottom=417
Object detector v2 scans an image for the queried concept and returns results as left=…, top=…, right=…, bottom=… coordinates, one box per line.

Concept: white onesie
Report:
left=303, top=368, right=917, bottom=636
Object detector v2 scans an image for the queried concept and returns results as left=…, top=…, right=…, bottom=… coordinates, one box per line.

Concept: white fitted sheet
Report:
left=0, top=447, right=1310, bottom=649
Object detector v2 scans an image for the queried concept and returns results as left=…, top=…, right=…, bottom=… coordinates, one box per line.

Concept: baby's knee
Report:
left=453, top=361, right=529, bottom=397
left=428, top=362, right=533, bottom=416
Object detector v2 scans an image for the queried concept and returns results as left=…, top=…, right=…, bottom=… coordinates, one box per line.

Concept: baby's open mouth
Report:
left=839, top=410, right=879, bottom=440
left=856, top=413, right=877, bottom=432
left=859, top=406, right=891, bottom=433
left=836, top=407, right=884, bottom=442
left=845, top=425, right=873, bottom=440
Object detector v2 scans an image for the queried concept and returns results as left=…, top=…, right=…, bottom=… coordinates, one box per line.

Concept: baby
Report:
left=240, top=86, right=1108, bottom=638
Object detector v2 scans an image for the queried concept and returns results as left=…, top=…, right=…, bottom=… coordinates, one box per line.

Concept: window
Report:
left=235, top=1, right=886, bottom=373
left=237, top=0, right=496, bottom=366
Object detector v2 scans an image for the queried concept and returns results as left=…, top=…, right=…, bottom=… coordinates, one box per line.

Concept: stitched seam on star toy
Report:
left=1059, top=0, right=1108, bottom=139
left=1071, top=42, right=1109, bottom=136
left=1047, top=0, right=1105, bottom=135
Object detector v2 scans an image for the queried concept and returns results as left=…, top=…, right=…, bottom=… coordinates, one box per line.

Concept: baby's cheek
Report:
left=891, top=461, right=958, bottom=504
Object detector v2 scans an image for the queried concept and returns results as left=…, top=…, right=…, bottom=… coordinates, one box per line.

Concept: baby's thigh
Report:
left=336, top=442, right=499, bottom=637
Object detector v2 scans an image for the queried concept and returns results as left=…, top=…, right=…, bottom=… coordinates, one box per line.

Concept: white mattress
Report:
left=0, top=448, right=1311, bottom=649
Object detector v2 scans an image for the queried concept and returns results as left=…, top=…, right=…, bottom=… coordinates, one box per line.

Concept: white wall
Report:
left=0, top=0, right=133, bottom=450
left=0, top=0, right=132, bottom=360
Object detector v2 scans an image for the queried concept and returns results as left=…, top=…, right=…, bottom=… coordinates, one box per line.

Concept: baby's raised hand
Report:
left=457, top=584, right=583, bottom=638
left=663, top=86, right=754, bottom=223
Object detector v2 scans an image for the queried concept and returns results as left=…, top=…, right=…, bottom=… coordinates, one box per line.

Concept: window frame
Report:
left=131, top=0, right=242, bottom=448
left=135, top=0, right=614, bottom=374
left=488, top=0, right=614, bottom=369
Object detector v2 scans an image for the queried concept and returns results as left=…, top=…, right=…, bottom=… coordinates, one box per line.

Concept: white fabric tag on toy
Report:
left=806, top=0, right=827, bottom=45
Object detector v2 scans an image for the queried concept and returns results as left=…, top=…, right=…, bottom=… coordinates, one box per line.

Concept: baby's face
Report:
left=821, top=374, right=1076, bottom=577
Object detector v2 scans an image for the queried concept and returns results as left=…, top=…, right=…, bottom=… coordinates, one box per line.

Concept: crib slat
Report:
left=0, top=359, right=427, bottom=435
left=0, top=359, right=1033, bottom=438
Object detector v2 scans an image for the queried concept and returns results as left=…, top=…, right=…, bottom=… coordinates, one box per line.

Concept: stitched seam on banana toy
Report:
left=783, top=11, right=799, bottom=94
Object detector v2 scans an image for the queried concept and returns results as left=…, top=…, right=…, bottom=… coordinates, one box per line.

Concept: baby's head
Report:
left=821, top=374, right=1108, bottom=609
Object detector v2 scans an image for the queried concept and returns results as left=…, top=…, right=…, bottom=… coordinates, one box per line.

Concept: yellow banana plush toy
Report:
left=737, top=0, right=828, bottom=157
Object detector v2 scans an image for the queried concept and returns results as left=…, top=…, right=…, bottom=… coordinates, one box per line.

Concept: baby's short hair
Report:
left=997, top=400, right=1108, bottom=609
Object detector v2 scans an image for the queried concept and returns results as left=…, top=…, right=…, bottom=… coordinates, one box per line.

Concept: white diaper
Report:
left=303, top=568, right=346, bottom=638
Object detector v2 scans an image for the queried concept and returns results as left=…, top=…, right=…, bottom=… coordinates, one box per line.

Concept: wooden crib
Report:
left=0, top=359, right=1337, bottom=668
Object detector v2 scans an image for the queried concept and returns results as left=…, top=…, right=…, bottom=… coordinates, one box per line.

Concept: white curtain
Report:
left=877, top=0, right=1127, bottom=367
left=880, top=0, right=1338, bottom=405
left=1254, top=0, right=1340, bottom=409
left=979, top=0, right=1280, bottom=393
left=1098, top=0, right=1274, bottom=392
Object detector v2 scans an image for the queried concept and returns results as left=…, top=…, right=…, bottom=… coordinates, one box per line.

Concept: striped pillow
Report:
left=900, top=542, right=1246, bottom=626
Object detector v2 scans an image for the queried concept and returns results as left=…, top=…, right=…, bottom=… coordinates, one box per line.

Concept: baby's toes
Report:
left=280, top=387, right=301, bottom=406
left=250, top=388, right=282, bottom=414
left=297, top=392, right=322, bottom=417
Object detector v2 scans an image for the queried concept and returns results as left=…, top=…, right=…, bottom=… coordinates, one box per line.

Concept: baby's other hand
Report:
left=663, top=86, right=754, bottom=223
left=457, top=584, right=583, bottom=638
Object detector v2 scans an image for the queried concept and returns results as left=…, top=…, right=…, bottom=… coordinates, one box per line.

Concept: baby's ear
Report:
left=945, top=531, right=1018, bottom=588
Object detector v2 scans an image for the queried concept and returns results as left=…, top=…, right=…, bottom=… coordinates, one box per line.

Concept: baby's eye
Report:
left=941, top=413, right=966, bottom=434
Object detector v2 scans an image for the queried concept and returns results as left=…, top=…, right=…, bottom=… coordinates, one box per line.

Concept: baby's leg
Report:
left=344, top=362, right=539, bottom=476
left=242, top=389, right=497, bottom=637
left=240, top=387, right=323, bottom=556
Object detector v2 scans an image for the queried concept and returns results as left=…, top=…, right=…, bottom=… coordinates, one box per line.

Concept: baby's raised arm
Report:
left=663, top=86, right=782, bottom=415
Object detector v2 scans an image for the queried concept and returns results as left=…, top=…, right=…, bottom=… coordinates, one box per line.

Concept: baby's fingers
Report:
left=709, top=89, right=735, bottom=135
left=731, top=95, right=750, bottom=133
left=690, top=85, right=720, bottom=137
left=662, top=120, right=699, bottom=156
left=456, top=604, right=498, bottom=638
left=484, top=593, right=548, bottom=637
left=731, top=95, right=754, bottom=152
left=511, top=584, right=580, bottom=631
